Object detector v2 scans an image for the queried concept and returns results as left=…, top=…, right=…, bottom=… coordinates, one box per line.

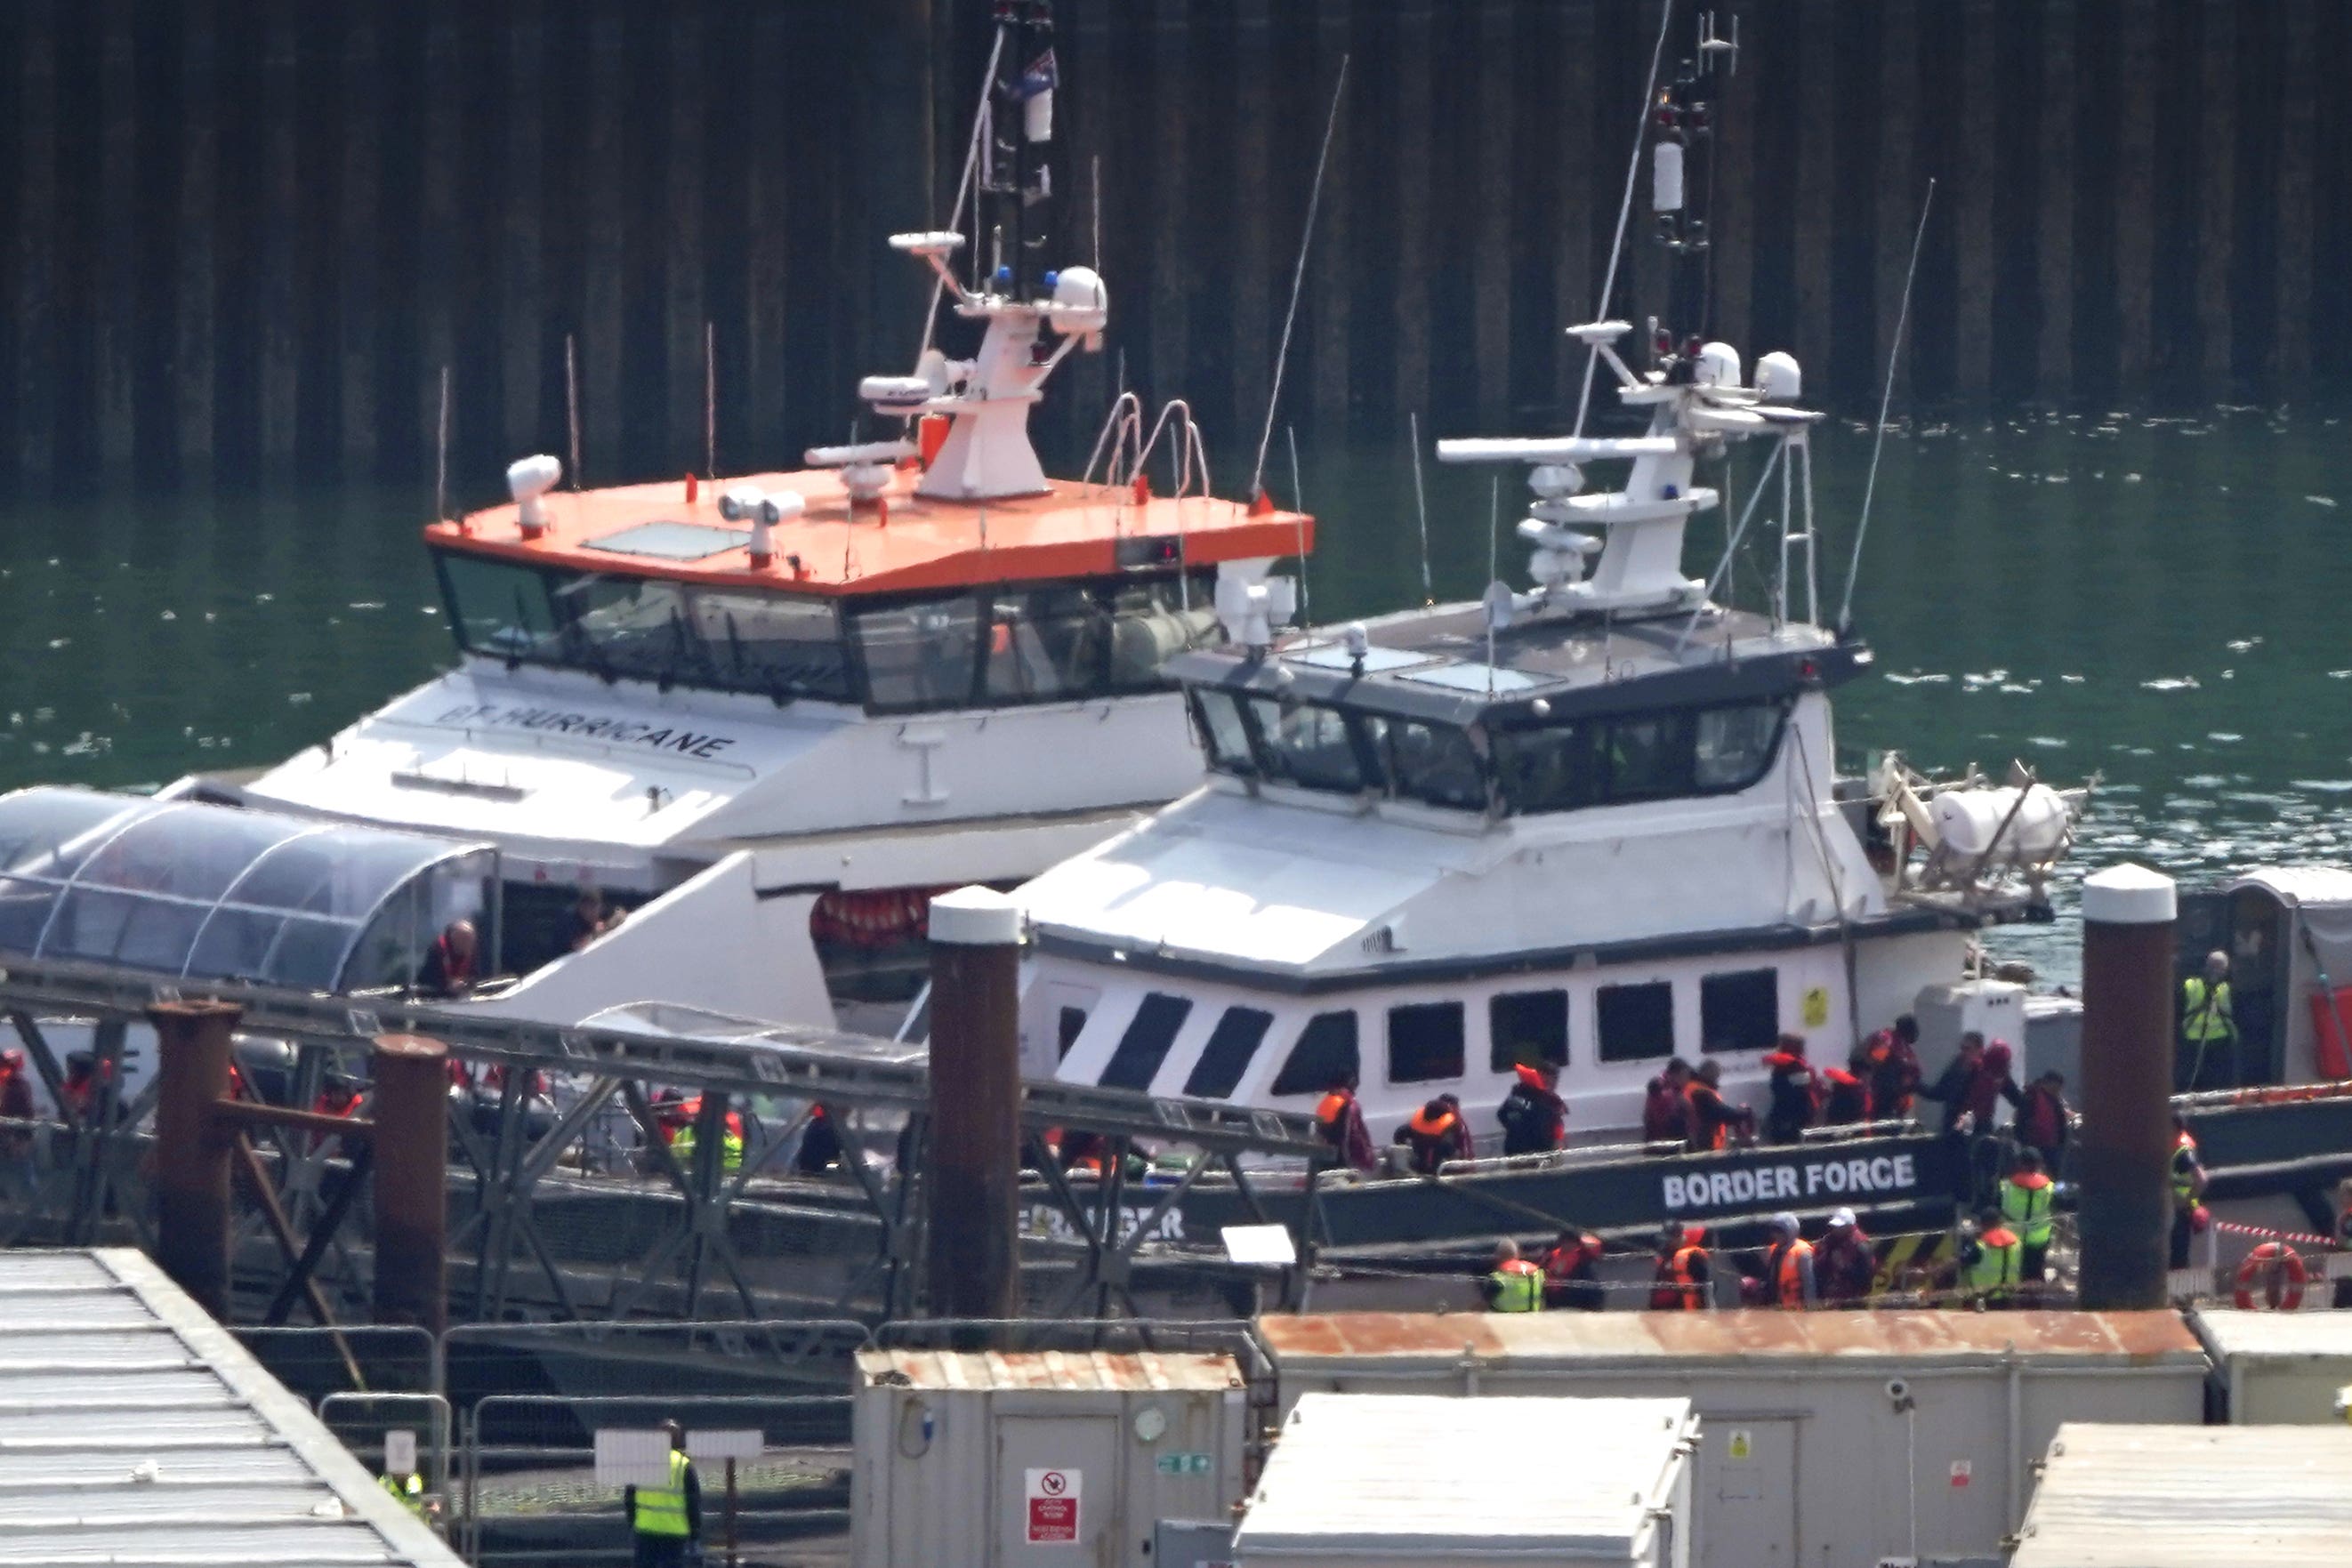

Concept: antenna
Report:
left=1251, top=55, right=1349, bottom=501
left=434, top=365, right=450, bottom=523
left=922, top=25, right=1006, bottom=358
left=703, top=320, right=717, bottom=479
left=1286, top=424, right=1311, bottom=629
left=1486, top=475, right=1501, bottom=694
left=1572, top=0, right=1677, bottom=438
left=1840, top=178, right=1936, bottom=629
left=564, top=334, right=582, bottom=490
left=1408, top=412, right=1433, bottom=606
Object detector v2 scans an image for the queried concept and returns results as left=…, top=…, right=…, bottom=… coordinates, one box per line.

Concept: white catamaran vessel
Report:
left=1016, top=36, right=2085, bottom=1145
left=0, top=2, right=1307, bottom=1045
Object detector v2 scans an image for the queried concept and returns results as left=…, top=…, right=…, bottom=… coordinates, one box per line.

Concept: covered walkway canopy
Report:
left=0, top=786, right=495, bottom=993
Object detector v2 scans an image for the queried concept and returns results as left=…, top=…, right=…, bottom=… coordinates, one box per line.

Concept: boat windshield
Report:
left=1191, top=687, right=1791, bottom=816
left=436, top=549, right=1221, bottom=712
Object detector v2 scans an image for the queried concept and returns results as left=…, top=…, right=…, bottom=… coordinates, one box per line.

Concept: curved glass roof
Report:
left=0, top=787, right=495, bottom=993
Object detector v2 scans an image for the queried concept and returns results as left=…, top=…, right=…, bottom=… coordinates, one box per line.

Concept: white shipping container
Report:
left=1258, top=1309, right=2205, bottom=1568
left=1234, top=1394, right=1696, bottom=1568
left=2190, top=1307, right=2352, bottom=1423
left=851, top=1348, right=1250, bottom=1568
left=2011, top=1423, right=2352, bottom=1568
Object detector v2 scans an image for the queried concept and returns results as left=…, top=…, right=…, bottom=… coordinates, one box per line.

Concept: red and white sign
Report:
left=1950, top=1459, right=1973, bottom=1488
left=1026, top=1467, right=1082, bottom=1545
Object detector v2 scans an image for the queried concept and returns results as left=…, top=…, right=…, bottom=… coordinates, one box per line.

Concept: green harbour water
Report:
left=4, top=404, right=2348, bottom=987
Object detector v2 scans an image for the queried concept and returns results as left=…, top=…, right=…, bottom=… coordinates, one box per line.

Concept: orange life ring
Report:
left=2233, top=1241, right=2308, bottom=1311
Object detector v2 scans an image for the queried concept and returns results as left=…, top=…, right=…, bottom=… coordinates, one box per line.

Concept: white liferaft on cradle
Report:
left=1932, top=783, right=2072, bottom=864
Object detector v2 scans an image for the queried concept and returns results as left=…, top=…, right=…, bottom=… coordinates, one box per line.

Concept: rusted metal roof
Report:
left=855, top=1348, right=1243, bottom=1393
left=1256, top=1309, right=2203, bottom=1367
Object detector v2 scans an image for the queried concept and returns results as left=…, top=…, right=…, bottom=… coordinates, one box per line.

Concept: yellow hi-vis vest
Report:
left=2171, top=1134, right=2202, bottom=1208
left=2182, top=977, right=2235, bottom=1041
left=632, top=1450, right=693, bottom=1537
left=671, top=1124, right=744, bottom=1174
left=1999, top=1174, right=2056, bottom=1248
left=1965, top=1226, right=2022, bottom=1297
left=1488, top=1259, right=1543, bottom=1312
left=379, top=1472, right=423, bottom=1516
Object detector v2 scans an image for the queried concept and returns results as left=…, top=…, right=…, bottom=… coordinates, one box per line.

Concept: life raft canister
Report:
left=2233, top=1241, right=2308, bottom=1311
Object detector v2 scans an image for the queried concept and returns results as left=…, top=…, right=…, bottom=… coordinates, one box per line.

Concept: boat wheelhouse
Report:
left=158, top=2, right=1309, bottom=1036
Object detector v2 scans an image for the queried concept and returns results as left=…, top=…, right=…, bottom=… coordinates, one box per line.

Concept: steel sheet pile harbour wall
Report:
left=1256, top=1310, right=2204, bottom=1568
left=2189, top=1307, right=2352, bottom=1425
left=2, top=0, right=2348, bottom=489
left=850, top=1348, right=1248, bottom=1568
left=1233, top=1394, right=1695, bottom=1568
left=2010, top=1423, right=2352, bottom=1568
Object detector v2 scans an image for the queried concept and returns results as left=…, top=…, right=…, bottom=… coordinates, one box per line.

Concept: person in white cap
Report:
left=1763, top=1212, right=1816, bottom=1309
left=1816, top=1206, right=1875, bottom=1307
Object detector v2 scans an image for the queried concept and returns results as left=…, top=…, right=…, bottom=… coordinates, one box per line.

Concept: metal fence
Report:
left=460, top=1394, right=852, bottom=1568
left=319, top=1391, right=456, bottom=1532
left=233, top=1323, right=441, bottom=1403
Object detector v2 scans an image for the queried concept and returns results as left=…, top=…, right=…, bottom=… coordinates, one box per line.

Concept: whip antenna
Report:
left=1572, top=0, right=1677, bottom=437
left=1408, top=411, right=1433, bottom=606
left=1840, top=177, right=1936, bottom=629
left=1251, top=56, right=1349, bottom=500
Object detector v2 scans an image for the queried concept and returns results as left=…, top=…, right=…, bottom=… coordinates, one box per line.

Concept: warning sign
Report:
left=1950, top=1459, right=1972, bottom=1488
left=1728, top=1430, right=1752, bottom=1460
left=1026, top=1467, right=1082, bottom=1545
left=1802, top=986, right=1831, bottom=1028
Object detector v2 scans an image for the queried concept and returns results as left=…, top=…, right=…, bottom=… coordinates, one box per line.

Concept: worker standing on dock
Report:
left=1497, top=1063, right=1567, bottom=1156
left=1649, top=1224, right=1711, bottom=1309
left=2170, top=1113, right=2209, bottom=1269
left=2181, top=950, right=2238, bottom=1090
left=1314, top=1074, right=1377, bottom=1173
left=1482, top=1239, right=1544, bottom=1313
left=2000, top=1149, right=2058, bottom=1282
left=1765, top=1213, right=1817, bottom=1309
left=624, top=1420, right=702, bottom=1568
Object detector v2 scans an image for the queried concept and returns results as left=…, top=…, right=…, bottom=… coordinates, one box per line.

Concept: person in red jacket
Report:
left=1761, top=1034, right=1822, bottom=1145
left=1541, top=1228, right=1607, bottom=1311
left=1496, top=1063, right=1567, bottom=1155
left=1643, top=1058, right=1694, bottom=1146
left=1815, top=1207, right=1876, bottom=1306
left=1821, top=1049, right=1873, bottom=1127
left=1398, top=1096, right=1474, bottom=1174
left=1684, top=1061, right=1751, bottom=1152
left=1860, top=1016, right=1923, bottom=1121
left=1964, top=1041, right=2023, bottom=1130
left=1649, top=1223, right=1711, bottom=1310
left=2014, top=1068, right=2070, bottom=1165
left=1314, top=1074, right=1377, bottom=1173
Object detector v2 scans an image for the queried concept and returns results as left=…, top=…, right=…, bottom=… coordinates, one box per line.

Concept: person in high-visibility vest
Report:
left=2180, top=950, right=2237, bottom=1090
left=624, top=1420, right=701, bottom=1567
left=379, top=1469, right=426, bottom=1518
left=1764, top=1212, right=1816, bottom=1309
left=2170, top=1113, right=2208, bottom=1268
left=669, top=1098, right=745, bottom=1176
left=1481, top=1238, right=1545, bottom=1313
left=1960, top=1210, right=2023, bottom=1307
left=1999, top=1148, right=2058, bottom=1283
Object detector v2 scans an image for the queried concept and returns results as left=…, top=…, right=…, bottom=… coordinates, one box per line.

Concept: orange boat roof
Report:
left=430, top=466, right=1313, bottom=597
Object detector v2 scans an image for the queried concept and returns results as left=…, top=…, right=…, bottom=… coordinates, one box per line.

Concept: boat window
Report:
left=1184, top=1006, right=1273, bottom=1098
left=1604, top=711, right=1697, bottom=800
left=1192, top=690, right=1258, bottom=776
left=1701, top=968, right=1780, bottom=1052
left=984, top=582, right=1108, bottom=701
left=1244, top=698, right=1373, bottom=793
left=1269, top=1010, right=1359, bottom=1097
left=693, top=590, right=854, bottom=703
left=1490, top=989, right=1569, bottom=1071
left=1387, top=1001, right=1465, bottom=1084
left=1365, top=716, right=1489, bottom=811
left=1098, top=993, right=1193, bottom=1091
left=1494, top=723, right=1603, bottom=813
left=1057, top=1006, right=1090, bottom=1059
left=553, top=574, right=710, bottom=686
left=1695, top=701, right=1789, bottom=790
left=437, top=553, right=565, bottom=663
left=1105, top=575, right=1222, bottom=691
left=850, top=594, right=983, bottom=712
left=1596, top=980, right=1675, bottom=1063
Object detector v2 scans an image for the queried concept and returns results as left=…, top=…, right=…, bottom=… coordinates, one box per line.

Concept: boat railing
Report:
left=1082, top=390, right=1147, bottom=489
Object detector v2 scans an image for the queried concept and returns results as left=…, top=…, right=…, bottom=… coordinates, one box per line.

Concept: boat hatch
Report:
left=0, top=785, right=496, bottom=993
left=586, top=519, right=753, bottom=562
left=1397, top=662, right=1545, bottom=694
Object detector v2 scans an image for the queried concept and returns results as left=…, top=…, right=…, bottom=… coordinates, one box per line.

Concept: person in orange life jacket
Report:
left=1861, top=1015, right=1923, bottom=1120
left=1684, top=1060, right=1751, bottom=1152
left=59, top=1051, right=103, bottom=1123
left=2169, top=1112, right=2208, bottom=1269
left=417, top=918, right=479, bottom=999
left=0, top=1048, right=35, bottom=1122
left=1762, top=1035, right=1822, bottom=1145
left=1059, top=1128, right=1112, bottom=1177
left=1497, top=1063, right=1567, bottom=1156
left=1397, top=1095, right=1474, bottom=1175
left=1821, top=1048, right=1873, bottom=1127
left=792, top=1104, right=842, bottom=1175
left=1649, top=1222, right=1712, bottom=1310
left=310, top=1072, right=363, bottom=1155
left=1816, top=1207, right=1875, bottom=1305
left=1542, top=1226, right=1607, bottom=1311
left=1314, top=1074, right=1378, bottom=1173
left=1958, top=1207, right=2024, bottom=1306
left=2014, top=1069, right=2071, bottom=1166
left=1480, top=1237, right=1545, bottom=1312
left=1643, top=1058, right=1694, bottom=1145
left=1764, top=1211, right=1817, bottom=1308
